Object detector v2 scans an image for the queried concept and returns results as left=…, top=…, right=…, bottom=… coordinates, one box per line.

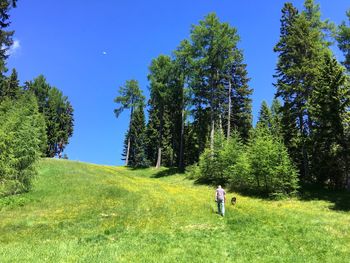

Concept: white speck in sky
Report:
left=6, top=39, right=20, bottom=55
left=102, top=51, right=107, bottom=55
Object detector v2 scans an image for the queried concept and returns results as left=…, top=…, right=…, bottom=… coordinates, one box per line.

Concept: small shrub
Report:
left=196, top=131, right=245, bottom=186
left=186, top=163, right=200, bottom=180
left=248, top=127, right=299, bottom=196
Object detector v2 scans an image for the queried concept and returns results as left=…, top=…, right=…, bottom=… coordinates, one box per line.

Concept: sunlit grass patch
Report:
left=1, top=159, right=350, bottom=262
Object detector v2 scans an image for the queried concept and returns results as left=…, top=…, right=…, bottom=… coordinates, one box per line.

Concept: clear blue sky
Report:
left=7, top=0, right=349, bottom=165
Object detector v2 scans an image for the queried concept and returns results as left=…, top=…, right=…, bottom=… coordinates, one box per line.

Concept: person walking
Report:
left=215, top=185, right=226, bottom=216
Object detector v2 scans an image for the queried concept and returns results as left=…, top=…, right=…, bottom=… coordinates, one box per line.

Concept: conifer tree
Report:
left=147, top=55, right=173, bottom=168
left=189, top=13, right=240, bottom=152
left=173, top=39, right=192, bottom=170
left=0, top=68, right=20, bottom=101
left=26, top=75, right=74, bottom=157
left=257, top=101, right=272, bottom=129
left=45, top=87, right=74, bottom=157
left=122, top=103, right=148, bottom=167
left=0, top=0, right=16, bottom=76
left=270, top=98, right=283, bottom=137
left=309, top=54, right=349, bottom=188
left=114, top=79, right=145, bottom=166
left=274, top=0, right=329, bottom=181
left=229, top=52, right=252, bottom=142
left=25, top=75, right=50, bottom=112
left=0, top=93, right=46, bottom=196
left=145, top=106, right=159, bottom=166
left=185, top=13, right=253, bottom=156
left=337, top=10, right=350, bottom=71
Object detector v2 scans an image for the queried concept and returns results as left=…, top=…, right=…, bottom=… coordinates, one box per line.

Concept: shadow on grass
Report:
left=128, top=166, right=150, bottom=171
left=194, top=177, right=350, bottom=210
left=192, top=178, right=271, bottom=201
left=152, top=167, right=184, bottom=178
left=298, top=184, right=350, bottom=212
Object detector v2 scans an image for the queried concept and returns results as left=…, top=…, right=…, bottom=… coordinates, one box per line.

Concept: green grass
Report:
left=1, top=159, right=350, bottom=262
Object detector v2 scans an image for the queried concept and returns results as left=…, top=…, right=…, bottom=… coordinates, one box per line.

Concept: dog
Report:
left=231, top=196, right=237, bottom=206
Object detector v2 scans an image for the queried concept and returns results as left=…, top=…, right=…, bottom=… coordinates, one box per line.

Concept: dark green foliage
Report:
left=273, top=0, right=350, bottom=190
left=228, top=53, right=252, bottom=142
left=147, top=55, right=182, bottom=167
left=270, top=98, right=283, bottom=137
left=45, top=88, right=74, bottom=157
left=24, top=75, right=50, bottom=112
left=248, top=127, right=299, bottom=196
left=170, top=13, right=252, bottom=165
left=0, top=0, right=16, bottom=75
left=188, top=13, right=241, bottom=150
left=173, top=40, right=192, bottom=170
left=274, top=0, right=330, bottom=182
left=309, top=54, right=349, bottom=189
left=123, top=105, right=149, bottom=167
left=257, top=101, right=272, bottom=129
left=114, top=80, right=144, bottom=119
left=188, top=106, right=210, bottom=163
left=26, top=76, right=74, bottom=157
left=0, top=94, right=46, bottom=197
left=0, top=68, right=20, bottom=101
left=337, top=10, right=350, bottom=71
left=257, top=99, right=283, bottom=137
left=114, top=79, right=147, bottom=167
left=183, top=123, right=200, bottom=166
left=145, top=106, right=159, bottom=166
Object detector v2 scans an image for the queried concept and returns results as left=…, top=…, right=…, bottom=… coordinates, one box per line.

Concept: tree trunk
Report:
left=156, top=111, right=163, bottom=169
left=125, top=137, right=131, bottom=166
left=179, top=106, right=185, bottom=171
left=210, top=112, right=215, bottom=155
left=299, top=114, right=309, bottom=180
left=342, top=134, right=349, bottom=190
left=156, top=147, right=162, bottom=169
left=227, top=80, right=232, bottom=139
left=210, top=73, right=216, bottom=156
left=345, top=151, right=349, bottom=190
left=219, top=102, right=223, bottom=133
left=256, top=174, right=260, bottom=189
left=125, top=106, right=134, bottom=166
left=264, top=174, right=268, bottom=193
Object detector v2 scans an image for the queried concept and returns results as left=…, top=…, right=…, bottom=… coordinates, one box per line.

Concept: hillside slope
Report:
left=1, top=159, right=350, bottom=262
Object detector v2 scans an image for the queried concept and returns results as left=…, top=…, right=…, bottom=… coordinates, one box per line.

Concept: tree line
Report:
left=115, top=0, right=350, bottom=194
left=0, top=0, right=74, bottom=197
left=115, top=13, right=252, bottom=170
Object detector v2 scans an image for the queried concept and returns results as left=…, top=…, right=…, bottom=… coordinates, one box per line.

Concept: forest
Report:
left=115, top=0, right=350, bottom=196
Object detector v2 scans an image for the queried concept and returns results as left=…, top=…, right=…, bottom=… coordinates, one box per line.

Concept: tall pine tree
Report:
left=337, top=9, right=350, bottom=71
left=309, top=54, right=349, bottom=189
left=147, top=55, right=176, bottom=168
left=114, top=79, right=145, bottom=166
left=26, top=75, right=74, bottom=157
left=0, top=0, right=16, bottom=76
left=257, top=101, right=272, bottom=129
left=274, top=0, right=329, bottom=182
left=122, top=103, right=148, bottom=167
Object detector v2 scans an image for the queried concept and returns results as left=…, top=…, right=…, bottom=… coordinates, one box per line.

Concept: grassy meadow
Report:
left=1, top=159, right=350, bottom=262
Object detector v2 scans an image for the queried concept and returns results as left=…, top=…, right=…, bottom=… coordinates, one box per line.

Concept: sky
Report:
left=7, top=0, right=349, bottom=165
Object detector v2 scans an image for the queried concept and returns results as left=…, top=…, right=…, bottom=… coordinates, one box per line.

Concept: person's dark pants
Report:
left=217, top=200, right=225, bottom=216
